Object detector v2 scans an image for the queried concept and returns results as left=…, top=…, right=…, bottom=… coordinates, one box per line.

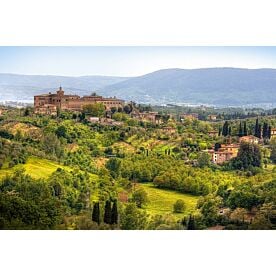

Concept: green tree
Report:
left=120, top=203, right=148, bottom=230
left=83, top=103, right=105, bottom=117
left=231, top=142, right=262, bottom=169
left=104, top=200, right=112, bottom=224
left=238, top=121, right=243, bottom=137
left=187, top=214, right=196, bottom=230
left=92, top=202, right=100, bottom=225
left=198, top=152, right=210, bottom=168
left=243, top=121, right=248, bottom=136
left=55, top=125, right=67, bottom=138
left=222, top=121, right=229, bottom=136
left=111, top=200, right=118, bottom=225
left=173, top=199, right=186, bottom=213
left=132, top=188, right=149, bottom=208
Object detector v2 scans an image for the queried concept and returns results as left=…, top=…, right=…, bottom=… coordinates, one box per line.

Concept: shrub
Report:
left=173, top=199, right=186, bottom=213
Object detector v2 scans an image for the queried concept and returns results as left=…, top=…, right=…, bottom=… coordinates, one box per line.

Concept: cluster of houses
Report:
left=207, top=134, right=274, bottom=165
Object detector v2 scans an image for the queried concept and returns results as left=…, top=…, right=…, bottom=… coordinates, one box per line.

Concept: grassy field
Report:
left=138, top=183, right=199, bottom=218
left=0, top=156, right=70, bottom=179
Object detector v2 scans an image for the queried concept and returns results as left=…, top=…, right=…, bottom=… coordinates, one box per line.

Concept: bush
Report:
left=132, top=188, right=149, bottom=208
left=173, top=199, right=186, bottom=213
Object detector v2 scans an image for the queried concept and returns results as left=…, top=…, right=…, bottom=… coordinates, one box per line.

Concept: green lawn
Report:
left=0, top=156, right=70, bottom=179
left=138, top=183, right=199, bottom=218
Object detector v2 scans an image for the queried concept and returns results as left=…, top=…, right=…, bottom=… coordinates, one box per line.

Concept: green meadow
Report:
left=0, top=156, right=70, bottom=179
left=138, top=183, right=199, bottom=218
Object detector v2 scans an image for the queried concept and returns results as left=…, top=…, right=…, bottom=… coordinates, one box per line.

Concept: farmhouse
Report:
left=239, top=135, right=260, bottom=144
left=208, top=143, right=239, bottom=165
left=34, top=87, right=124, bottom=114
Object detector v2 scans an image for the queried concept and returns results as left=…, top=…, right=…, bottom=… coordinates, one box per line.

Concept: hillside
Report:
left=100, top=68, right=276, bottom=106
left=1, top=68, right=276, bottom=106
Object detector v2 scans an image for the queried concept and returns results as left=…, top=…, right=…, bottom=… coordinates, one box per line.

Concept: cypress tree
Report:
left=228, top=126, right=232, bottom=136
left=218, top=126, right=222, bottom=136
left=92, top=202, right=100, bottom=225
left=187, top=214, right=196, bottom=230
left=257, top=124, right=262, bottom=138
left=254, top=118, right=259, bottom=137
left=268, top=126, right=272, bottom=139
left=111, top=200, right=118, bottom=225
left=104, top=200, right=112, bottom=224
left=222, top=121, right=229, bottom=136
left=243, top=121, right=248, bottom=136
left=238, top=122, right=243, bottom=137
left=263, top=122, right=269, bottom=139
left=214, top=143, right=221, bottom=152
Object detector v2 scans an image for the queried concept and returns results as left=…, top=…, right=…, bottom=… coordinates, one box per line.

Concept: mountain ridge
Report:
left=1, top=68, right=276, bottom=107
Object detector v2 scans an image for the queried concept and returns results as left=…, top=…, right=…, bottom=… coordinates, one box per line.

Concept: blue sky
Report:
left=0, top=46, right=275, bottom=77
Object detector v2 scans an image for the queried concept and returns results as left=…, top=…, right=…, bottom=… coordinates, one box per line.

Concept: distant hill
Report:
left=1, top=68, right=276, bottom=107
left=0, top=73, right=129, bottom=101
left=100, top=68, right=276, bottom=106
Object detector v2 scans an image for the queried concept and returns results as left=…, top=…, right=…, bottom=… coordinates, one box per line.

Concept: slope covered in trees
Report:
left=0, top=106, right=275, bottom=230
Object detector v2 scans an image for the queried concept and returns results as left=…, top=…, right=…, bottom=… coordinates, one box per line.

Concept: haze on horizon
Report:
left=0, top=46, right=276, bottom=77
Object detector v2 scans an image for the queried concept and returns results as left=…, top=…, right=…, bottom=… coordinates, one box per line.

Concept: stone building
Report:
left=34, top=87, right=124, bottom=114
left=208, top=143, right=239, bottom=165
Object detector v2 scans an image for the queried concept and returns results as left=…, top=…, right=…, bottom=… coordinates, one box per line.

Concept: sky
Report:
left=0, top=46, right=276, bottom=77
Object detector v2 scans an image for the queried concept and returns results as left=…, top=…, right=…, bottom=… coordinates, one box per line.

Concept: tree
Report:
left=198, top=152, right=210, bottom=168
left=231, top=142, right=262, bottom=169
left=104, top=200, right=112, bottom=224
left=123, top=105, right=132, bottom=114
left=254, top=118, right=262, bottom=138
left=92, top=202, right=100, bottom=225
left=83, top=103, right=105, bottom=117
left=132, top=188, right=149, bottom=208
left=120, top=203, right=148, bottom=230
left=214, top=143, right=221, bottom=152
left=187, top=214, right=196, bottom=230
left=111, top=200, right=118, bottom=225
left=222, top=121, right=229, bottom=136
left=254, top=118, right=259, bottom=137
left=238, top=121, right=243, bottom=137
left=105, top=158, right=121, bottom=177
left=173, top=199, right=186, bottom=213
left=198, top=195, right=222, bottom=226
left=110, top=107, right=117, bottom=114
left=55, top=125, right=67, bottom=138
left=270, top=138, right=276, bottom=163
left=24, top=108, right=30, bottom=116
left=243, top=121, right=248, bottom=136
left=262, top=122, right=269, bottom=139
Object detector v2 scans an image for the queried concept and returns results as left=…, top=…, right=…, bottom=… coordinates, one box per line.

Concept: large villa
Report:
left=34, top=87, right=124, bottom=115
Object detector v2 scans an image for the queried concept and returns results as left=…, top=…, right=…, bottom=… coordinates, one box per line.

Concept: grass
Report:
left=0, top=156, right=70, bottom=179
left=138, top=183, right=199, bottom=219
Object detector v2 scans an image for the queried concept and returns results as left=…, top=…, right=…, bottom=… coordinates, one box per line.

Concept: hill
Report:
left=1, top=68, right=276, bottom=107
left=100, top=68, right=276, bottom=106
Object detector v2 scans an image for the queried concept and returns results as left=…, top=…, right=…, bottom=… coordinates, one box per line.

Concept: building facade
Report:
left=34, top=87, right=124, bottom=114
left=208, top=143, right=239, bottom=165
